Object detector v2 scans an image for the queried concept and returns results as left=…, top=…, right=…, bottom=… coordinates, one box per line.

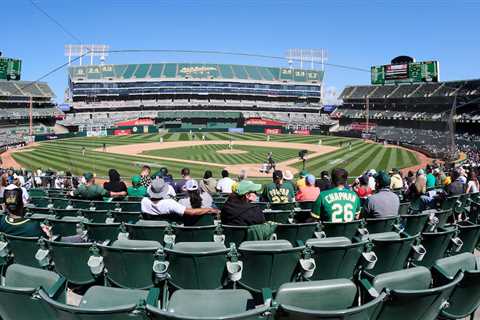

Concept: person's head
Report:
left=358, top=175, right=369, bottom=186
left=108, top=169, right=121, bottom=183
left=299, top=170, right=309, bottom=179
left=236, top=180, right=262, bottom=203
left=331, top=168, right=348, bottom=187
left=273, top=170, right=283, bottom=184
left=320, top=171, right=329, bottom=180
left=367, top=169, right=377, bottom=177
left=238, top=169, right=247, bottom=182
left=221, top=170, right=229, bottom=178
left=83, top=172, right=95, bottom=184
left=13, top=178, right=21, bottom=188
left=141, top=165, right=151, bottom=176
left=185, top=179, right=202, bottom=208
left=148, top=178, right=170, bottom=200
left=284, top=170, right=294, bottom=181
left=375, top=171, right=391, bottom=189
left=203, top=170, right=213, bottom=180
left=468, top=170, right=477, bottom=182
left=4, top=187, right=24, bottom=217
left=451, top=169, right=460, bottom=181
left=181, top=168, right=190, bottom=178
left=131, top=175, right=142, bottom=187
left=305, top=174, right=316, bottom=186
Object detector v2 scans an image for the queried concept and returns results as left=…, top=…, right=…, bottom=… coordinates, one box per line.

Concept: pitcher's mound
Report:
left=216, top=149, right=248, bottom=155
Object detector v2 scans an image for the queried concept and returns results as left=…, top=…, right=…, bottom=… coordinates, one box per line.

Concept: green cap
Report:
left=236, top=180, right=262, bottom=196
left=374, top=171, right=391, bottom=188
left=83, top=172, right=94, bottom=180
left=299, top=170, right=309, bottom=177
left=131, top=175, right=142, bottom=185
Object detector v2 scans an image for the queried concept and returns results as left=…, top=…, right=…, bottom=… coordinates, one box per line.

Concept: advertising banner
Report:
left=293, top=129, right=311, bottom=136
left=113, top=129, right=132, bottom=136
left=264, top=128, right=281, bottom=135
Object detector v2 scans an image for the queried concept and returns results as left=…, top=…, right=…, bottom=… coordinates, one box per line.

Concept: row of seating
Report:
left=1, top=252, right=479, bottom=319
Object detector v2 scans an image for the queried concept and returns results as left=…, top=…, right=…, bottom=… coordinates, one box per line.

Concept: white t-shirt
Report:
left=468, top=180, right=479, bottom=193
left=216, top=177, right=235, bottom=193
left=368, top=176, right=376, bottom=191
left=141, top=198, right=186, bottom=216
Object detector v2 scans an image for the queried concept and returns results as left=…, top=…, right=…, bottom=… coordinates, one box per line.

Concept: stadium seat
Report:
left=365, top=216, right=400, bottom=234
left=84, top=222, right=121, bottom=242
left=48, top=240, right=98, bottom=287
left=270, top=202, right=295, bottom=211
left=319, top=219, right=365, bottom=240
left=398, top=201, right=412, bottom=215
left=3, top=234, right=43, bottom=268
left=173, top=224, right=217, bottom=242
left=30, top=196, right=50, bottom=208
left=126, top=220, right=169, bottom=243
left=80, top=209, right=110, bottom=223
left=456, top=221, right=480, bottom=253
left=399, top=211, right=431, bottom=236
left=433, top=209, right=455, bottom=229
left=118, top=201, right=142, bottom=212
left=417, top=227, right=460, bottom=268
left=360, top=266, right=463, bottom=320
left=164, top=242, right=230, bottom=289
left=29, top=189, right=47, bottom=197
left=296, top=201, right=316, bottom=211
left=238, top=240, right=305, bottom=294
left=38, top=285, right=158, bottom=320
left=182, top=213, right=215, bottom=226
left=275, top=279, right=386, bottom=320
left=54, top=208, right=82, bottom=218
left=49, top=216, right=86, bottom=237
left=0, top=264, right=66, bottom=320
left=93, top=201, right=117, bottom=211
left=51, top=197, right=71, bottom=209
left=147, top=289, right=269, bottom=320
left=112, top=210, right=142, bottom=224
left=273, top=222, right=318, bottom=245
left=99, top=239, right=162, bottom=289
left=432, top=253, right=480, bottom=319
left=221, top=224, right=249, bottom=247
left=71, top=199, right=94, bottom=210
left=263, top=210, right=292, bottom=224
left=306, top=237, right=373, bottom=280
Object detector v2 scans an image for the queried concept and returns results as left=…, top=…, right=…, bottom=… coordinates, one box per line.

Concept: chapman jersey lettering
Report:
left=312, top=187, right=361, bottom=222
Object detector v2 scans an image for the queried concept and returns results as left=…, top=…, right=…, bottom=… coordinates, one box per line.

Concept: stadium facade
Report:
left=60, top=63, right=335, bottom=131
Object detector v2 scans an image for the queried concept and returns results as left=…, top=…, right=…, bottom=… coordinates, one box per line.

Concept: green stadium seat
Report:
left=399, top=212, right=431, bottom=236
left=297, top=201, right=315, bottom=210
left=319, top=219, right=365, bottom=240
left=275, top=279, right=386, bottom=320
left=238, top=240, right=304, bottom=294
left=3, top=234, right=43, bottom=268
left=173, top=224, right=217, bottom=242
left=29, top=189, right=47, bottom=197
left=80, top=209, right=110, bottom=223
left=84, top=222, right=121, bottom=242
left=0, top=264, right=66, bottom=320
left=149, top=64, right=163, bottom=78
left=182, top=213, right=215, bottom=226
left=52, top=198, right=71, bottom=209
left=270, top=202, right=295, bottom=211
left=221, top=224, right=249, bottom=247
left=365, top=216, right=400, bottom=234
left=361, top=266, right=463, bottom=320
left=432, top=253, right=480, bottom=319
left=93, top=201, right=118, bottom=211
left=147, top=289, right=269, bottom=320
left=49, top=216, right=86, bottom=237
left=306, top=237, right=373, bottom=280
left=112, top=211, right=142, bottom=224
left=71, top=199, right=94, bottom=210
left=263, top=210, right=292, bottom=224
left=456, top=221, right=480, bottom=253
left=30, top=196, right=50, bottom=208
left=118, top=201, right=142, bottom=212
left=27, top=206, right=54, bottom=215
left=54, top=208, right=82, bottom=218
left=398, top=201, right=412, bottom=215
left=99, top=239, right=162, bottom=289
left=126, top=220, right=169, bottom=243
left=38, top=285, right=157, bottom=320
left=163, top=63, right=177, bottom=78
left=164, top=242, right=229, bottom=290
left=273, top=222, right=318, bottom=245
left=417, top=227, right=460, bottom=268
left=433, top=209, right=454, bottom=229
left=48, top=240, right=98, bottom=286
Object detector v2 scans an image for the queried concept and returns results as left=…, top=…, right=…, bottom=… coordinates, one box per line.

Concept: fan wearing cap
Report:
left=364, top=171, right=400, bottom=218
left=128, top=175, right=148, bottom=197
left=315, top=171, right=332, bottom=192
left=221, top=180, right=265, bottom=226
left=295, top=174, right=320, bottom=202
left=367, top=169, right=377, bottom=191
left=261, top=170, right=295, bottom=204
left=296, top=170, right=309, bottom=189
left=0, top=186, right=48, bottom=237
left=178, top=179, right=213, bottom=209
left=141, top=178, right=219, bottom=219
left=389, top=168, right=403, bottom=190
left=72, top=172, right=109, bottom=200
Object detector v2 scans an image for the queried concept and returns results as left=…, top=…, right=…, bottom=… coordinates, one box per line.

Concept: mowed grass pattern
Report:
left=142, top=144, right=299, bottom=164
left=12, top=132, right=420, bottom=180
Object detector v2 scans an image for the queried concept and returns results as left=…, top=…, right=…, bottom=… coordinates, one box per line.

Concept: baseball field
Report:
left=8, top=132, right=424, bottom=181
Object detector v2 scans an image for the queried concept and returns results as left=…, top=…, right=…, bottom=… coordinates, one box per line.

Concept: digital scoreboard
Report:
left=371, top=60, right=439, bottom=85
left=0, top=58, right=22, bottom=80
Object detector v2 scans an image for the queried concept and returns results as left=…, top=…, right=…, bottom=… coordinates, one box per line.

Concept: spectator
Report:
left=283, top=170, right=297, bottom=192
left=175, top=167, right=191, bottom=193
left=426, top=166, right=436, bottom=189
left=103, top=169, right=128, bottom=200
left=262, top=170, right=295, bottom=203
left=296, top=170, right=309, bottom=189
left=140, top=165, right=152, bottom=188
left=367, top=169, right=377, bottom=191
left=0, top=173, right=8, bottom=202
left=311, top=168, right=361, bottom=222
left=315, top=170, right=332, bottom=191
left=466, top=170, right=479, bottom=193
left=296, top=174, right=320, bottom=202
left=73, top=172, right=108, bottom=200
left=13, top=178, right=29, bottom=204
left=127, top=175, right=148, bottom=197
left=352, top=175, right=372, bottom=199
left=389, top=168, right=403, bottom=190
left=237, top=169, right=248, bottom=182
left=141, top=178, right=218, bottom=218
left=364, top=171, right=400, bottom=218
left=178, top=179, right=213, bottom=208
left=446, top=169, right=466, bottom=196
left=220, top=180, right=265, bottom=226
left=216, top=170, right=235, bottom=193
left=199, top=170, right=217, bottom=194
left=0, top=186, right=48, bottom=237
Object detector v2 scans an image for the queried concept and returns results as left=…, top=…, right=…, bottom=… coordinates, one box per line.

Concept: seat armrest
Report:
left=146, top=288, right=160, bottom=307
left=262, top=288, right=273, bottom=307
left=44, top=276, right=67, bottom=300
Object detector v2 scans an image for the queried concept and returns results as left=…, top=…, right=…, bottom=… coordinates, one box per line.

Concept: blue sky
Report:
left=3, top=0, right=480, bottom=103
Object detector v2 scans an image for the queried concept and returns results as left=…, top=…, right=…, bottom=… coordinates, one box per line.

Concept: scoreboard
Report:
left=0, top=58, right=22, bottom=80
left=371, top=60, right=439, bottom=85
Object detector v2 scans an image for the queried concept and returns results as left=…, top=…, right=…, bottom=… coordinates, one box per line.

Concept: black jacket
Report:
left=220, top=195, right=265, bottom=226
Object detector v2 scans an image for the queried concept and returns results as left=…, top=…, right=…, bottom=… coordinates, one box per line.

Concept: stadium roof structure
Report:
left=69, top=63, right=323, bottom=84
left=0, top=80, right=55, bottom=98
left=157, top=111, right=242, bottom=119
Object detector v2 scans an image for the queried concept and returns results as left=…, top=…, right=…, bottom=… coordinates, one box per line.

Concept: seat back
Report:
left=275, top=223, right=318, bottom=245
left=0, top=264, right=62, bottom=320
left=398, top=202, right=411, bottom=215
left=85, top=222, right=121, bottom=242
left=93, top=201, right=117, bottom=211
left=457, top=221, right=480, bottom=253
left=320, top=220, right=363, bottom=240
left=222, top=225, right=249, bottom=248
left=182, top=214, right=215, bottom=227
left=112, top=211, right=142, bottom=224
left=71, top=199, right=93, bottom=209
left=165, top=242, right=229, bottom=290
left=366, top=216, right=399, bottom=234
left=417, top=227, right=457, bottom=268
left=238, top=240, right=303, bottom=293
left=49, top=217, right=85, bottom=237
left=80, top=210, right=109, bottom=223
left=54, top=208, right=81, bottom=218
left=100, top=240, right=161, bottom=289
left=434, top=209, right=454, bottom=229
left=264, top=210, right=292, bottom=224
left=399, top=212, right=430, bottom=236
left=52, top=198, right=71, bottom=209
left=270, top=202, right=295, bottom=211
left=306, top=237, right=367, bottom=280
left=173, top=225, right=216, bottom=242
left=119, top=201, right=141, bottom=212
left=4, top=234, right=41, bottom=268
left=30, top=196, right=49, bottom=208
left=297, top=201, right=315, bottom=210
left=49, top=241, right=96, bottom=286
left=126, top=220, right=169, bottom=243
left=369, top=233, right=415, bottom=275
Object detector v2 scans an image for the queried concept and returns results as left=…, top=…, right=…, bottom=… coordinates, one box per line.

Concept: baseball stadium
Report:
left=2, top=1, right=480, bottom=319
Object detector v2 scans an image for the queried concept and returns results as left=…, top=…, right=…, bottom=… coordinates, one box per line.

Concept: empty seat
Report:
left=112, top=211, right=142, bottom=224
left=173, top=224, right=217, bottom=242
left=80, top=209, right=110, bottom=223
left=417, top=227, right=459, bottom=268
left=456, top=221, right=480, bottom=253
left=222, top=224, right=249, bottom=247
left=319, top=219, right=364, bottom=240
left=84, top=222, right=121, bottom=242
left=274, top=222, right=318, bottom=245
left=49, top=216, right=86, bottom=237
left=399, top=212, right=431, bottom=235
left=126, top=220, right=169, bottom=243
left=3, top=234, right=42, bottom=268
left=264, top=210, right=292, bottom=224
left=365, top=216, right=399, bottom=234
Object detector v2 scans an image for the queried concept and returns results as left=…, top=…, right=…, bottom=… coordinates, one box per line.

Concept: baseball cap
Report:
left=236, top=180, right=262, bottom=196
left=299, top=170, right=309, bottom=177
left=368, top=169, right=377, bottom=176
left=283, top=170, right=294, bottom=180
left=83, top=172, right=94, bottom=180
left=305, top=174, right=316, bottom=185
left=131, top=175, right=142, bottom=185
left=374, top=171, right=391, bottom=188
left=185, top=179, right=199, bottom=191
left=148, top=178, right=170, bottom=199
left=417, top=169, right=425, bottom=176
left=272, top=170, right=283, bottom=180
left=4, top=186, right=23, bottom=213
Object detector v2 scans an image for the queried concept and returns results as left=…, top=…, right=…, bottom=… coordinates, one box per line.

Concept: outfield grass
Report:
left=12, top=132, right=420, bottom=181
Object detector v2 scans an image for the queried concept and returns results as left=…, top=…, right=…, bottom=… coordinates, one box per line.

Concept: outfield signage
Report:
left=371, top=60, right=439, bottom=85
left=114, top=129, right=132, bottom=136
left=293, top=129, right=311, bottom=136
left=245, top=118, right=286, bottom=126
left=0, top=57, right=22, bottom=80
left=265, top=128, right=281, bottom=135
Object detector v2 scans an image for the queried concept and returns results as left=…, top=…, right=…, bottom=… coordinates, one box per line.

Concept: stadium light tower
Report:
left=285, top=48, right=327, bottom=70
left=64, top=44, right=109, bottom=66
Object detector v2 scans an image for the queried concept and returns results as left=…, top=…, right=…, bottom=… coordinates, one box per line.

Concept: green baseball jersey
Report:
left=262, top=182, right=295, bottom=203
left=312, top=187, right=361, bottom=222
